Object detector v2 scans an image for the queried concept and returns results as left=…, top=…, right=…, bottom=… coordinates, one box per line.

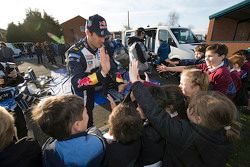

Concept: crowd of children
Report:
left=0, top=43, right=249, bottom=167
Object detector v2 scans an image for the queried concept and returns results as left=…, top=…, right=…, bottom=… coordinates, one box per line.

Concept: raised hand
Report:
left=107, top=94, right=117, bottom=110
left=100, top=46, right=110, bottom=76
left=129, top=59, right=139, bottom=83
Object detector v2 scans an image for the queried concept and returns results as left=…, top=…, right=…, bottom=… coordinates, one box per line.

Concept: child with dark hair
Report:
left=0, top=107, right=42, bottom=167
left=234, top=49, right=250, bottom=92
left=32, top=95, right=105, bottom=167
left=107, top=90, right=165, bottom=167
left=136, top=86, right=166, bottom=166
left=103, top=103, right=143, bottom=167
left=228, top=54, right=248, bottom=106
left=161, top=85, right=187, bottom=119
left=130, top=60, right=241, bottom=167
left=166, top=44, right=207, bottom=66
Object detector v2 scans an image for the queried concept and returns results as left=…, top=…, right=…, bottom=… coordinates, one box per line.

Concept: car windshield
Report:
left=171, top=28, right=199, bottom=44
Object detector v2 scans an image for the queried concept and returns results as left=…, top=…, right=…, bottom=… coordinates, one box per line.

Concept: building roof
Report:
left=209, top=0, right=250, bottom=20
left=0, top=28, right=6, bottom=32
left=61, top=15, right=86, bottom=25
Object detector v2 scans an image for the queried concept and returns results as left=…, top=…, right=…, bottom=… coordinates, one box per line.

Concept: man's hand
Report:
left=129, top=60, right=139, bottom=83
left=100, top=46, right=110, bottom=76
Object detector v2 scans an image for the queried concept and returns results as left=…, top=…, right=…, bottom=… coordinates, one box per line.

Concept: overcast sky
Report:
left=0, top=0, right=243, bottom=34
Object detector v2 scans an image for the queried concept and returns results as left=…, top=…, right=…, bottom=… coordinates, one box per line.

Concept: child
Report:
left=161, top=85, right=187, bottom=119
left=234, top=49, right=250, bottom=91
left=166, top=44, right=207, bottom=66
left=157, top=44, right=236, bottom=98
left=130, top=59, right=241, bottom=167
left=179, top=69, right=209, bottom=98
left=103, top=103, right=143, bottom=167
left=228, top=54, right=248, bottom=106
left=0, top=107, right=42, bottom=167
left=107, top=91, right=165, bottom=166
left=32, top=95, right=105, bottom=167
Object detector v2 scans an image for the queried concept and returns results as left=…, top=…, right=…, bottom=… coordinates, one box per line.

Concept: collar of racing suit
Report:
left=83, top=37, right=98, bottom=55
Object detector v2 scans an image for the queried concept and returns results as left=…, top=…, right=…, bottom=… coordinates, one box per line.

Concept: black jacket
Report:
left=103, top=139, right=141, bottom=167
left=132, top=82, right=234, bottom=167
left=128, top=36, right=147, bottom=64
left=0, top=137, right=42, bottom=167
left=138, top=121, right=165, bottom=166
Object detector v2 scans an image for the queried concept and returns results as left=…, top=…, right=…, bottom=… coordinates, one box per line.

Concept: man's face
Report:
left=139, top=31, right=145, bottom=39
left=88, top=31, right=105, bottom=49
left=205, top=50, right=225, bottom=68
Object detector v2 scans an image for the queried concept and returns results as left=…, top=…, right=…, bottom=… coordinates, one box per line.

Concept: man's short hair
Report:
left=136, top=27, right=145, bottom=36
left=109, top=103, right=143, bottom=144
left=32, top=95, right=85, bottom=140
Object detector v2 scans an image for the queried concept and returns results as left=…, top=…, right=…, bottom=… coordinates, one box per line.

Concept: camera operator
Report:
left=128, top=27, right=150, bottom=74
left=0, top=62, right=27, bottom=139
left=1, top=62, right=24, bottom=87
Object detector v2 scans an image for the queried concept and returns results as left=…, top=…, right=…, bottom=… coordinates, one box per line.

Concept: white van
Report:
left=123, top=26, right=202, bottom=60
left=5, top=43, right=22, bottom=58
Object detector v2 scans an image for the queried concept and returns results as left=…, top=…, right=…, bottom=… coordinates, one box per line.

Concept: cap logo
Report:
left=87, top=20, right=92, bottom=27
left=99, top=21, right=107, bottom=29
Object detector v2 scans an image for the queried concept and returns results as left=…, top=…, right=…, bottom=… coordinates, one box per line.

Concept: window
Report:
left=171, top=28, right=199, bottom=44
left=159, top=30, right=170, bottom=42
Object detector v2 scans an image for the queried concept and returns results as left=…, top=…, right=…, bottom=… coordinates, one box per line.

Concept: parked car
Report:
left=195, top=34, right=206, bottom=42
left=13, top=42, right=35, bottom=56
left=123, top=26, right=202, bottom=60
left=5, top=43, right=22, bottom=58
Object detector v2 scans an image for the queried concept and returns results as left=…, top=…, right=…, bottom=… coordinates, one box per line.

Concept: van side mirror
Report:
left=168, top=38, right=177, bottom=47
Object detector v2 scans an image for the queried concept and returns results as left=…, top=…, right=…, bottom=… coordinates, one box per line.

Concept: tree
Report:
left=6, top=9, right=62, bottom=43
left=168, top=11, right=179, bottom=27
left=6, top=23, right=25, bottom=42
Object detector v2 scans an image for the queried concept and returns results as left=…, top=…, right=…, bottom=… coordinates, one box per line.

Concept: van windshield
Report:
left=170, top=28, right=199, bottom=44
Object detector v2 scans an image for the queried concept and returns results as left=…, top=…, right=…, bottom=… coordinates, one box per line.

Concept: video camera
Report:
left=147, top=52, right=160, bottom=67
left=5, top=62, right=17, bottom=74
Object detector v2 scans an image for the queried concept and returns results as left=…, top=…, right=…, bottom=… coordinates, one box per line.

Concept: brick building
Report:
left=61, top=16, right=86, bottom=45
left=206, top=0, right=250, bottom=56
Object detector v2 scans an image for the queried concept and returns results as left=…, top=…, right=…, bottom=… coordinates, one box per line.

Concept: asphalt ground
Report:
left=16, top=55, right=111, bottom=129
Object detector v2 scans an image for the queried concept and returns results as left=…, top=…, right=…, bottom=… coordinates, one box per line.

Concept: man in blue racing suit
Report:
left=66, top=14, right=111, bottom=127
